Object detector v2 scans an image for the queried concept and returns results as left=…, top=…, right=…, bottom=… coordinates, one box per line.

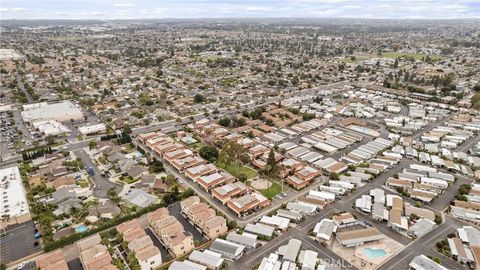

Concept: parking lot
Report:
left=0, top=221, right=42, bottom=263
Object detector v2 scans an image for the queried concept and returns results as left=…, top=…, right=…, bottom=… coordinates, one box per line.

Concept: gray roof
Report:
left=226, top=232, right=257, bottom=248
left=409, top=255, right=448, bottom=270
left=52, top=187, right=76, bottom=203
left=169, top=260, right=207, bottom=270
left=409, top=219, right=436, bottom=237
left=281, top=239, right=301, bottom=262
left=188, top=250, right=224, bottom=269
left=209, top=239, right=245, bottom=257
left=244, top=223, right=275, bottom=237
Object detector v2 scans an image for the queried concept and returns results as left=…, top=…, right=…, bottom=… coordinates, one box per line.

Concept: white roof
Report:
left=21, top=101, right=83, bottom=122
left=0, top=166, right=30, bottom=218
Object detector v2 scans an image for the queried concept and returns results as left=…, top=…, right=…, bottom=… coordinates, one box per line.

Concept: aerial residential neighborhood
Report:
left=0, top=2, right=480, bottom=270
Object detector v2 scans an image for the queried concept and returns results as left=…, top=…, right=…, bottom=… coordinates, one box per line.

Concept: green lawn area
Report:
left=256, top=181, right=282, bottom=199
left=121, top=176, right=139, bottom=184
left=77, top=180, right=89, bottom=188
left=341, top=55, right=370, bottom=63
left=380, top=52, right=443, bottom=61
left=216, top=161, right=258, bottom=179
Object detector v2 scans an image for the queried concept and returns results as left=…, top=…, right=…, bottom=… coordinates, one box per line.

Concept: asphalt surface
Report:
left=168, top=202, right=207, bottom=243
left=73, top=149, right=121, bottom=198
left=0, top=221, right=41, bottom=264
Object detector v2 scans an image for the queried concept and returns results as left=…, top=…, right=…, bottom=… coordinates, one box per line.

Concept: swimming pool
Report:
left=75, top=224, right=88, bottom=233
left=363, top=247, right=387, bottom=259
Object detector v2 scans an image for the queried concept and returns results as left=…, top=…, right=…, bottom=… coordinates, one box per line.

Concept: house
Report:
left=286, top=166, right=321, bottom=189
left=277, top=239, right=301, bottom=262
left=77, top=234, right=116, bottom=270
left=448, top=237, right=474, bottom=264
left=185, top=164, right=218, bottom=181
left=47, top=175, right=76, bottom=190
left=332, top=212, right=356, bottom=226
left=211, top=182, right=249, bottom=204
left=409, top=255, right=448, bottom=270
left=209, top=239, right=245, bottom=260
left=36, top=250, right=69, bottom=270
left=180, top=196, right=227, bottom=239
left=226, top=232, right=257, bottom=250
left=171, top=156, right=207, bottom=172
left=116, top=219, right=146, bottom=242
left=301, top=250, right=318, bottom=270
left=126, top=235, right=163, bottom=270
left=313, top=219, right=337, bottom=241
left=227, top=192, right=270, bottom=217
left=125, top=189, right=157, bottom=208
left=197, top=172, right=235, bottom=191
left=244, top=223, right=275, bottom=238
left=148, top=208, right=195, bottom=257
left=408, top=219, right=436, bottom=238
left=169, top=260, right=207, bottom=270
left=189, top=250, right=224, bottom=270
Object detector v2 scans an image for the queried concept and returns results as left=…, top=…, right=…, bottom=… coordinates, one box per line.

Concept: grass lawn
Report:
left=216, top=161, right=258, bottom=179
left=121, top=176, right=139, bottom=184
left=256, top=181, right=282, bottom=199
left=77, top=180, right=89, bottom=188
left=341, top=55, right=370, bottom=63
left=76, top=134, right=84, bottom=141
left=380, top=52, right=443, bottom=61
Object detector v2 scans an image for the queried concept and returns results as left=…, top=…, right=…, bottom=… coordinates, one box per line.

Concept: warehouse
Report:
left=22, top=101, right=83, bottom=123
left=0, top=166, right=31, bottom=229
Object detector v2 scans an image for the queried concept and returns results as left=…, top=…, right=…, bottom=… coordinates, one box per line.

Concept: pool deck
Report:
left=355, top=242, right=391, bottom=265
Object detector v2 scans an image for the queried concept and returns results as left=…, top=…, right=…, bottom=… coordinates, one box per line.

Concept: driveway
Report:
left=73, top=149, right=121, bottom=198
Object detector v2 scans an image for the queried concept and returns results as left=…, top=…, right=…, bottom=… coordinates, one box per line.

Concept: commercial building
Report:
left=0, top=166, right=31, bottom=229
left=21, top=101, right=83, bottom=123
left=78, top=123, right=107, bottom=136
left=336, top=227, right=383, bottom=247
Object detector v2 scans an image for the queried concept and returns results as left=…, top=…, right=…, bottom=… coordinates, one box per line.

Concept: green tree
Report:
left=199, top=145, right=219, bottom=163
left=88, top=140, right=97, bottom=150
left=194, top=94, right=205, bottom=103
left=218, top=117, right=231, bottom=127
left=238, top=173, right=247, bottom=182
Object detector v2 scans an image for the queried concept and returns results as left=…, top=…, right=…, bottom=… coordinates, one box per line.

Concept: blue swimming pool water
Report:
left=363, top=248, right=387, bottom=258
left=75, top=224, right=88, bottom=233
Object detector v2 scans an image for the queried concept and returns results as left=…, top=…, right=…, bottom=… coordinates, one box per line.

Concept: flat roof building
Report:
left=22, top=101, right=83, bottom=123
left=0, top=166, right=31, bottom=229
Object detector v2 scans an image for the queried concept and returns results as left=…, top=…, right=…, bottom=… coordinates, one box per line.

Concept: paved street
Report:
left=73, top=149, right=121, bottom=198
left=0, top=221, right=41, bottom=264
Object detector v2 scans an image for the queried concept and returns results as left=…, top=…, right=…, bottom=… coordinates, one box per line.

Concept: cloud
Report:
left=0, top=0, right=478, bottom=19
left=114, top=3, right=135, bottom=7
left=1, top=7, right=29, bottom=13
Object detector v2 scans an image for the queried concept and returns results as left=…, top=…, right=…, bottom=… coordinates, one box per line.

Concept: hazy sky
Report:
left=1, top=0, right=479, bottom=20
